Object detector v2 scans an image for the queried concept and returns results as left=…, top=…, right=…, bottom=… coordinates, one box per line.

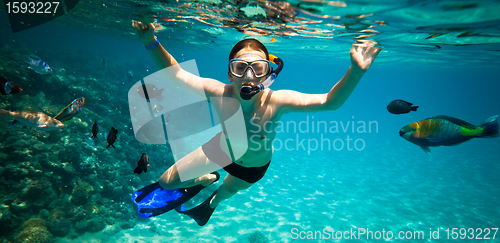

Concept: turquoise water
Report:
left=1, top=0, right=500, bottom=242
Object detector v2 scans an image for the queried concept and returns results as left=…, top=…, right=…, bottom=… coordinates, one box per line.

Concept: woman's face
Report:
left=228, top=48, right=268, bottom=86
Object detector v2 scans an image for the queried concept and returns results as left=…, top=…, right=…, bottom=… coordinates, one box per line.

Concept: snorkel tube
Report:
left=240, top=54, right=284, bottom=100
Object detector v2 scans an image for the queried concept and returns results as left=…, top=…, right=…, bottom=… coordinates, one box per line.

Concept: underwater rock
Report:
left=92, top=183, right=104, bottom=194
left=49, top=209, right=67, bottom=220
left=66, top=232, right=78, bottom=240
left=8, top=149, right=31, bottom=162
left=71, top=206, right=89, bottom=221
left=57, top=145, right=80, bottom=165
left=21, top=177, right=51, bottom=198
left=0, top=152, right=7, bottom=161
left=35, top=151, right=61, bottom=169
left=103, top=225, right=120, bottom=236
left=46, top=198, right=72, bottom=217
left=0, top=207, right=22, bottom=239
left=101, top=182, right=114, bottom=195
left=111, top=186, right=124, bottom=199
left=90, top=193, right=101, bottom=203
left=105, top=217, right=115, bottom=225
left=47, top=217, right=71, bottom=237
left=35, top=131, right=56, bottom=144
left=147, top=222, right=157, bottom=233
left=75, top=218, right=105, bottom=233
left=8, top=201, right=30, bottom=215
left=113, top=212, right=122, bottom=219
left=127, top=176, right=141, bottom=187
left=35, top=153, right=55, bottom=169
left=0, top=167, right=23, bottom=181
left=123, top=185, right=135, bottom=195
left=76, top=155, right=99, bottom=173
left=38, top=209, right=50, bottom=219
left=21, top=177, right=56, bottom=209
left=248, top=231, right=269, bottom=243
left=60, top=163, right=76, bottom=176
left=118, top=221, right=134, bottom=230
left=70, top=181, right=94, bottom=205
left=74, top=220, right=87, bottom=232
left=82, top=202, right=100, bottom=215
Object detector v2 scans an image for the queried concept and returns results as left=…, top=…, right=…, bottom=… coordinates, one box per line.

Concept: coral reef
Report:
left=14, top=217, right=54, bottom=243
left=21, top=218, right=46, bottom=229
left=0, top=43, right=173, bottom=240
left=14, top=226, right=53, bottom=243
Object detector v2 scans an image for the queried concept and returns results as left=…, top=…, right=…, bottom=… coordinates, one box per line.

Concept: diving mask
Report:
left=229, top=59, right=271, bottom=78
left=239, top=54, right=284, bottom=100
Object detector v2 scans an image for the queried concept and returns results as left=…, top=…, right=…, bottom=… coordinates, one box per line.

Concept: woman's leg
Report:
left=209, top=174, right=253, bottom=208
left=159, top=146, right=221, bottom=190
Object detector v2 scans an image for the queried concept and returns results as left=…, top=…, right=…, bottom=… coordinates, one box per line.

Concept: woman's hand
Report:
left=350, top=40, right=382, bottom=74
left=132, top=20, right=156, bottom=46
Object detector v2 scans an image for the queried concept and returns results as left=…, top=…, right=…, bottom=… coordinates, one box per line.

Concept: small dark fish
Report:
left=54, top=97, right=85, bottom=122
left=25, top=57, right=52, bottom=74
left=137, top=84, right=164, bottom=100
left=102, top=59, right=106, bottom=67
left=1, top=77, right=23, bottom=95
left=91, top=120, right=99, bottom=139
left=387, top=99, right=419, bottom=115
left=134, top=153, right=150, bottom=174
left=127, top=70, right=133, bottom=79
left=400, top=115, right=499, bottom=154
left=75, top=180, right=80, bottom=186
left=106, top=127, right=118, bottom=149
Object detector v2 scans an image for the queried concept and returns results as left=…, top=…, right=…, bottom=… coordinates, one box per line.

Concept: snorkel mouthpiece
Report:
left=239, top=54, right=283, bottom=100
left=240, top=84, right=260, bottom=100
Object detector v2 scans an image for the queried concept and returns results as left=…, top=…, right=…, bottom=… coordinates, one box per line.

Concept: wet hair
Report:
left=229, top=38, right=269, bottom=61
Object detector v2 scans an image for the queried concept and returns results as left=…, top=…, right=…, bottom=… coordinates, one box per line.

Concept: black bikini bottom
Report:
left=201, top=132, right=270, bottom=184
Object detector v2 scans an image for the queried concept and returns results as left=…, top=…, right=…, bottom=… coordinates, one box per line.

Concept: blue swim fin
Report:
left=132, top=172, right=220, bottom=218
left=175, top=190, right=218, bottom=226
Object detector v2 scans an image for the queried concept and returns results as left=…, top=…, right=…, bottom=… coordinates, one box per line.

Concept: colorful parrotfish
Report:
left=400, top=115, right=499, bottom=154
